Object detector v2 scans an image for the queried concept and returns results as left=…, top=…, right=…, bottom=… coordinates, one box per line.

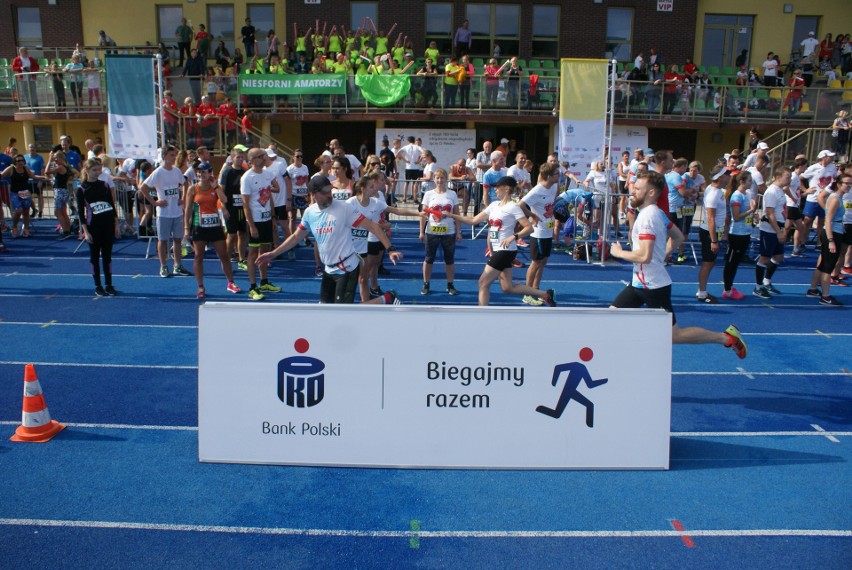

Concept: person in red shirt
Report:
left=663, top=64, right=681, bottom=115
left=240, top=110, right=254, bottom=147
left=216, top=98, right=238, bottom=149
left=683, top=57, right=697, bottom=80
left=195, top=95, right=218, bottom=150
left=785, top=68, right=806, bottom=117
left=179, top=96, right=198, bottom=148
left=162, top=91, right=179, bottom=145
left=11, top=47, right=40, bottom=107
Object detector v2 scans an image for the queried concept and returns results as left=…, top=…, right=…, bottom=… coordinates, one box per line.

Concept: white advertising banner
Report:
left=375, top=128, right=476, bottom=172
left=608, top=125, right=650, bottom=169
left=557, top=59, right=609, bottom=183
left=198, top=304, right=672, bottom=470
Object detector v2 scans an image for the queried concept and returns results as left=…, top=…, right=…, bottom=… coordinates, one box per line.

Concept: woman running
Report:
left=183, top=162, right=242, bottom=299
left=722, top=171, right=757, bottom=300
left=0, top=154, right=43, bottom=238
left=419, top=168, right=461, bottom=296
left=77, top=158, right=119, bottom=296
left=446, top=176, right=556, bottom=306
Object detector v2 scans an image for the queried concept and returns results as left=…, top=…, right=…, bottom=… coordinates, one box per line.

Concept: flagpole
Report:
left=156, top=54, right=166, bottom=150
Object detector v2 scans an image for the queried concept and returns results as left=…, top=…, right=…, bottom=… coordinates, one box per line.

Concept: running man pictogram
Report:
left=536, top=347, right=608, bottom=427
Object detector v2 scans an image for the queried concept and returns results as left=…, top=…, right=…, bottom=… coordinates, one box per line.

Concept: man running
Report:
left=519, top=162, right=560, bottom=305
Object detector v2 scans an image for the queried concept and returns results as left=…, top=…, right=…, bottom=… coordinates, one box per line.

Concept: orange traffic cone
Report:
left=10, top=364, right=65, bottom=443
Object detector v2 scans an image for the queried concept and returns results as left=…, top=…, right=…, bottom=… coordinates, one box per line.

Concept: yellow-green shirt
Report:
left=296, top=37, right=307, bottom=52
left=445, top=63, right=460, bottom=86
left=425, top=48, right=440, bottom=63
left=392, top=46, right=404, bottom=65
left=328, top=34, right=342, bottom=54
left=375, top=37, right=389, bottom=55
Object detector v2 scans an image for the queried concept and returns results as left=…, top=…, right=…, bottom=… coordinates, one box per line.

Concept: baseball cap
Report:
left=757, top=142, right=769, bottom=150
left=494, top=176, right=518, bottom=188
left=500, top=138, right=509, bottom=144
left=196, top=162, right=213, bottom=172
left=308, top=176, right=333, bottom=193
left=232, top=144, right=248, bottom=152
left=265, top=148, right=277, bottom=157
left=711, top=166, right=731, bottom=181
left=817, top=150, right=836, bottom=159
left=808, top=31, right=815, bottom=36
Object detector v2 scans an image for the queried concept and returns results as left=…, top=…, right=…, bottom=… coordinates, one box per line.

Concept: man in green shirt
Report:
left=175, top=18, right=193, bottom=68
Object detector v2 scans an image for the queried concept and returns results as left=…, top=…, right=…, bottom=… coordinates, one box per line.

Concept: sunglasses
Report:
left=294, top=154, right=303, bottom=158
left=368, top=162, right=380, bottom=166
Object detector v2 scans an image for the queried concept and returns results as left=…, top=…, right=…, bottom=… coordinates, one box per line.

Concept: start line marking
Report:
left=0, top=518, right=849, bottom=539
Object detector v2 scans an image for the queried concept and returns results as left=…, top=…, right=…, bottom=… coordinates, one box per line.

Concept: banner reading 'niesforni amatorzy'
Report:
left=106, top=55, right=158, bottom=162
left=239, top=74, right=346, bottom=95
left=558, top=59, right=609, bottom=183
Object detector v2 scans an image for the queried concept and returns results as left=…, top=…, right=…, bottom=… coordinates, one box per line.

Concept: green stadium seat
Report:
left=37, top=58, right=49, bottom=68
left=541, top=59, right=555, bottom=69
left=0, top=58, right=9, bottom=66
left=472, top=58, right=484, bottom=67
left=721, top=66, right=734, bottom=76
left=0, top=68, right=8, bottom=78
left=517, top=59, right=527, bottom=68
left=707, top=66, right=720, bottom=75
left=0, top=78, right=11, bottom=91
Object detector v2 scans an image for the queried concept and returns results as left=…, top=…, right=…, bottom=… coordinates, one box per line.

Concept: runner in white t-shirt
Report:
left=256, top=175, right=403, bottom=304
left=263, top=149, right=293, bottom=256
left=787, top=157, right=809, bottom=256
left=446, top=176, right=556, bottom=306
left=240, top=148, right=281, bottom=300
left=419, top=168, right=461, bottom=296
left=518, top=162, right=560, bottom=305
left=286, top=150, right=311, bottom=236
left=695, top=166, right=730, bottom=303
left=753, top=168, right=791, bottom=299
left=609, top=169, right=747, bottom=358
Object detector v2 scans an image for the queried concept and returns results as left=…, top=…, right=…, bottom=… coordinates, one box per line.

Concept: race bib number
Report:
left=17, top=190, right=31, bottom=200
left=489, top=229, right=499, bottom=241
left=294, top=187, right=308, bottom=197
left=845, top=202, right=852, bottom=209
left=164, top=187, right=180, bottom=198
left=232, top=194, right=243, bottom=207
left=200, top=213, right=220, bottom=228
left=430, top=224, right=449, bottom=234
left=716, top=230, right=724, bottom=240
left=745, top=216, right=753, bottom=225
left=260, top=210, right=271, bottom=221
left=90, top=201, right=114, bottom=214
left=332, top=191, right=349, bottom=201
left=676, top=207, right=683, bottom=217
left=545, top=220, right=555, bottom=229
left=682, top=206, right=695, bottom=216
left=351, top=227, right=369, bottom=239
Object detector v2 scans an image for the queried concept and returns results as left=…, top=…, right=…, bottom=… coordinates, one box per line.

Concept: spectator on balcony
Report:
left=182, top=48, right=206, bottom=102
left=84, top=60, right=101, bottom=107
left=832, top=110, right=850, bottom=159
left=484, top=58, right=508, bottom=108
left=217, top=98, right=239, bottom=149
left=196, top=95, right=218, bottom=150
left=214, top=41, right=231, bottom=69
left=12, top=47, right=40, bottom=108
left=633, top=51, right=645, bottom=73
left=819, top=33, right=834, bottom=62
left=646, top=62, right=664, bottom=116
left=453, top=20, right=472, bottom=58
left=762, top=52, right=780, bottom=87
left=98, top=30, right=117, bottom=54
left=736, top=65, right=749, bottom=86
left=647, top=48, right=662, bottom=69
left=819, top=55, right=838, bottom=82
left=444, top=56, right=463, bottom=108
left=417, top=58, right=439, bottom=111
left=267, top=29, right=281, bottom=60
left=175, top=18, right=193, bottom=68
left=833, top=33, right=845, bottom=67
left=785, top=68, right=806, bottom=117
left=505, top=57, right=523, bottom=109
left=196, top=24, right=211, bottom=59
left=47, top=62, right=66, bottom=109
left=800, top=32, right=819, bottom=59
left=841, top=34, right=852, bottom=75
left=240, top=18, right=256, bottom=59
left=162, top=90, right=179, bottom=145
left=64, top=54, right=85, bottom=109
left=735, top=49, right=749, bottom=69
left=662, top=64, right=681, bottom=115
left=683, top=57, right=698, bottom=80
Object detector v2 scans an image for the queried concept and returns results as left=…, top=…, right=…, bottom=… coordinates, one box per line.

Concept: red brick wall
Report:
left=285, top=0, right=697, bottom=63
left=0, top=0, right=84, bottom=58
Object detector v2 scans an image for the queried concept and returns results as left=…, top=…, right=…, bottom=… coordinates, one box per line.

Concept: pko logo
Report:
left=277, top=338, right=325, bottom=408
left=116, top=120, right=124, bottom=130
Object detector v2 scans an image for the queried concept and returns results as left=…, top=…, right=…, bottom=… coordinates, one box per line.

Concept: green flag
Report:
left=355, top=74, right=411, bottom=107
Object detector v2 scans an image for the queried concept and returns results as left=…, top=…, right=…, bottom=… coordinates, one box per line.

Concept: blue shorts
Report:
left=292, top=195, right=309, bottom=211
left=10, top=192, right=32, bottom=212
left=759, top=230, right=784, bottom=258
left=802, top=201, right=824, bottom=219
left=54, top=187, right=69, bottom=209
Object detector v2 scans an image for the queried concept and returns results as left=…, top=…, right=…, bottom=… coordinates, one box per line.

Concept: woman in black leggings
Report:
left=77, top=158, right=119, bottom=296
left=722, top=172, right=757, bottom=301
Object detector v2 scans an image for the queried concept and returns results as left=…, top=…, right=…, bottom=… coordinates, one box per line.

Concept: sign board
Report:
left=239, top=74, right=346, bottom=95
left=198, top=304, right=672, bottom=470
left=657, top=1, right=674, bottom=11
left=375, top=128, right=476, bottom=172
left=607, top=125, right=649, bottom=170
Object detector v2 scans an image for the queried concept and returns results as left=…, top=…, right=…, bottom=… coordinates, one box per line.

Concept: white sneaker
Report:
left=523, top=295, right=544, bottom=306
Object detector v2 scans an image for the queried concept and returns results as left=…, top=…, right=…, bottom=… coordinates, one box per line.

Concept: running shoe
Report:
left=752, top=286, right=771, bottom=299
left=421, top=283, right=430, bottom=295
left=105, top=285, right=117, bottom=296
left=384, top=290, right=401, bottom=305
left=523, top=294, right=544, bottom=306
left=94, top=286, right=107, bottom=297
left=173, top=265, right=192, bottom=277
left=696, top=294, right=719, bottom=304
left=259, top=282, right=282, bottom=293
left=22, top=230, right=30, bottom=238
left=540, top=289, right=557, bottom=307
left=677, top=254, right=688, bottom=264
left=11, top=228, right=19, bottom=238
left=841, top=266, right=852, bottom=275
left=369, top=287, right=384, bottom=298
left=226, top=282, right=242, bottom=294
left=516, top=238, right=529, bottom=248
left=723, top=324, right=748, bottom=359
left=805, top=288, right=821, bottom=298
left=196, top=287, right=206, bottom=299
left=446, top=284, right=459, bottom=296
left=819, top=295, right=843, bottom=306
left=159, top=265, right=170, bottom=278
left=830, top=276, right=849, bottom=287
left=721, top=288, right=745, bottom=301
left=511, top=259, right=525, bottom=268
left=287, top=250, right=296, bottom=262
left=0, top=242, right=6, bottom=252
left=248, top=288, right=265, bottom=301
left=237, top=260, right=248, bottom=271
left=763, top=283, right=782, bottom=295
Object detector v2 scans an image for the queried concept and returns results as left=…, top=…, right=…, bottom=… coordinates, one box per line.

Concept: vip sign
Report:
left=657, top=1, right=673, bottom=11
left=198, top=304, right=673, bottom=469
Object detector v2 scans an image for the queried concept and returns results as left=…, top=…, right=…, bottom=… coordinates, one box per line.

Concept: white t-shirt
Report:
left=399, top=144, right=424, bottom=171
left=699, top=184, right=726, bottom=231
left=801, top=37, right=819, bottom=57
left=759, top=184, right=787, bottom=232
left=239, top=168, right=276, bottom=222
left=265, top=162, right=289, bottom=208
left=802, top=162, right=838, bottom=201
left=787, top=171, right=802, bottom=207
left=762, top=59, right=778, bottom=78
left=421, top=189, right=459, bottom=235
left=631, top=205, right=672, bottom=290
left=421, top=162, right=438, bottom=194
left=485, top=201, right=525, bottom=252
left=145, top=164, right=185, bottom=218
left=299, top=199, right=365, bottom=274
left=507, top=164, right=531, bottom=189
left=287, top=163, right=310, bottom=198
left=746, top=167, right=765, bottom=204
left=584, top=170, right=609, bottom=193
left=521, top=182, right=557, bottom=239
left=346, top=196, right=387, bottom=251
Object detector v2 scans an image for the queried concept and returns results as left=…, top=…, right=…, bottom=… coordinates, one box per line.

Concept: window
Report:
left=425, top=3, right=453, bottom=55
left=532, top=5, right=559, bottom=59
left=350, top=2, right=378, bottom=32
left=15, top=7, right=42, bottom=51
left=207, top=4, right=235, bottom=55
left=605, top=8, right=633, bottom=62
left=33, top=125, right=54, bottom=153
left=248, top=5, right=275, bottom=56
left=465, top=4, right=520, bottom=57
left=701, top=14, right=753, bottom=69
left=157, top=5, right=184, bottom=62
left=791, top=16, right=820, bottom=61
